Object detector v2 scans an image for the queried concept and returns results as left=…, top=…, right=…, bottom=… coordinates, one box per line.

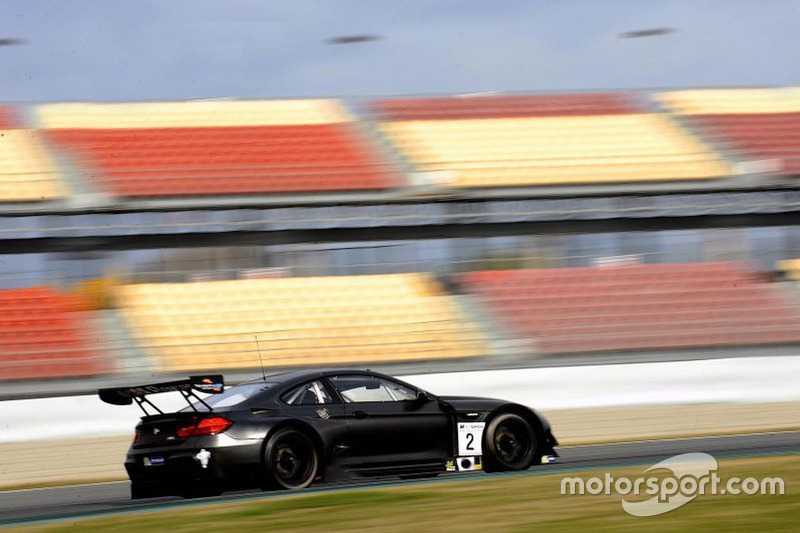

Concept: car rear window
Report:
left=182, top=382, right=275, bottom=411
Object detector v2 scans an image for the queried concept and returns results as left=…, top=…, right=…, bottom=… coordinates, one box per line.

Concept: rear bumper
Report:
left=125, top=435, right=261, bottom=496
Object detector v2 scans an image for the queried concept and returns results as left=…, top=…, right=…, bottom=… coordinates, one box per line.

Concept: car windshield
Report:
left=181, top=382, right=275, bottom=412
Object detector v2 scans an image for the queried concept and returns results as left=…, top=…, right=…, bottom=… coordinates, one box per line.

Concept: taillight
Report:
left=176, top=416, right=233, bottom=439
left=134, top=430, right=142, bottom=442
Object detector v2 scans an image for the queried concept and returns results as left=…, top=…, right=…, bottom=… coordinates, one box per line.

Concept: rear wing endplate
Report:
left=98, top=375, right=224, bottom=415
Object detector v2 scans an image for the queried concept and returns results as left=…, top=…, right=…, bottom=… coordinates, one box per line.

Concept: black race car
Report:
left=99, top=369, right=558, bottom=499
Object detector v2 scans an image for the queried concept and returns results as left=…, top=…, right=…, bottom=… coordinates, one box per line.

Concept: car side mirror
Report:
left=415, top=390, right=432, bottom=403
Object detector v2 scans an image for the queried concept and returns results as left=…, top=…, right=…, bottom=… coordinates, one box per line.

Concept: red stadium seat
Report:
left=0, top=287, right=110, bottom=381
left=45, top=123, right=399, bottom=197
left=0, top=105, right=20, bottom=129
left=461, top=263, right=800, bottom=354
left=372, top=93, right=641, bottom=121
left=689, top=113, right=800, bottom=175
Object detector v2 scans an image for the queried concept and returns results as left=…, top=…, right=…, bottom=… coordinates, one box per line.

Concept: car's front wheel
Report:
left=263, top=428, right=319, bottom=490
left=483, top=413, right=537, bottom=472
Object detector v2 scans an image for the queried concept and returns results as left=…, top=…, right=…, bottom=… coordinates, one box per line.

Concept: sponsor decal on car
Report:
left=143, top=456, right=165, bottom=467
left=194, top=378, right=224, bottom=394
left=194, top=449, right=211, bottom=469
left=446, top=456, right=482, bottom=471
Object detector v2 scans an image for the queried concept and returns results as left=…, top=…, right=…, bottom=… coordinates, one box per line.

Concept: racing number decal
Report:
left=457, top=422, right=485, bottom=456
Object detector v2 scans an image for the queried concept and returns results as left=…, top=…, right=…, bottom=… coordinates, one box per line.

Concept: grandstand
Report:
left=779, top=258, right=800, bottom=282
left=116, top=273, right=485, bottom=372
left=0, top=106, right=18, bottom=129
left=0, top=89, right=795, bottom=206
left=0, top=106, right=65, bottom=202
left=659, top=87, right=800, bottom=174
left=2, top=87, right=800, bottom=384
left=0, top=287, right=108, bottom=380
left=38, top=99, right=399, bottom=197
left=374, top=93, right=731, bottom=188
left=460, top=262, right=800, bottom=354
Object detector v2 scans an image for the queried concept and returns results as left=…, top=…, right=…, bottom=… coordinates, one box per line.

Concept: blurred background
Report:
left=1, top=0, right=800, bottom=490
left=4, top=83, right=800, bottom=386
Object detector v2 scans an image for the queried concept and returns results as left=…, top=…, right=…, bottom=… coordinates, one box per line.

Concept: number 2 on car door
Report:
left=457, top=422, right=485, bottom=456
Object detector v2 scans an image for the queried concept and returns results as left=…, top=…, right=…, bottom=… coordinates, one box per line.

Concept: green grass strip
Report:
left=11, top=454, right=799, bottom=533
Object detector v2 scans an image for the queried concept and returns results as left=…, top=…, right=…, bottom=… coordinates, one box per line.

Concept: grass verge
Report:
left=12, top=454, right=798, bottom=533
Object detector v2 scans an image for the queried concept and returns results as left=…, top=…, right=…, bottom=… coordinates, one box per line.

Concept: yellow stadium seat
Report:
left=0, top=129, right=65, bottom=201
left=118, top=273, right=486, bottom=372
left=657, top=87, right=800, bottom=115
left=778, top=259, right=800, bottom=282
left=380, top=114, right=729, bottom=187
left=36, top=99, right=352, bottom=129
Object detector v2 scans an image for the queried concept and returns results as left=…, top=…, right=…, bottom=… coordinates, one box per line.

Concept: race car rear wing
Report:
left=98, top=375, right=225, bottom=415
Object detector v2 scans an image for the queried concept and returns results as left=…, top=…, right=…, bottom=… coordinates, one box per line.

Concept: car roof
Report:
left=239, top=368, right=379, bottom=387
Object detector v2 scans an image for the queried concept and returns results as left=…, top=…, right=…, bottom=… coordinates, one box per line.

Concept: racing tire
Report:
left=263, top=428, right=319, bottom=490
left=482, top=413, right=537, bottom=473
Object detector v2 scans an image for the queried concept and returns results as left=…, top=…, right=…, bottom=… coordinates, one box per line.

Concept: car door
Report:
left=278, top=379, right=357, bottom=468
left=326, top=374, right=451, bottom=471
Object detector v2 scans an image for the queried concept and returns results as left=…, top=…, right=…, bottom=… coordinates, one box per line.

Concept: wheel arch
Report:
left=260, top=419, right=327, bottom=475
left=486, top=403, right=547, bottom=455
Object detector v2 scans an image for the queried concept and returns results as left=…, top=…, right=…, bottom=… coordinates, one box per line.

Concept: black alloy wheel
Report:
left=264, top=428, right=319, bottom=490
left=483, top=413, right=537, bottom=472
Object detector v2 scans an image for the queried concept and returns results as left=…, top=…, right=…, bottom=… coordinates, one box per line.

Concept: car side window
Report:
left=281, top=380, right=333, bottom=406
left=329, top=375, right=418, bottom=403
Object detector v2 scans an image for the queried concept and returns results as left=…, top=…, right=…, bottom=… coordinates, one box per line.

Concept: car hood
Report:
left=438, top=395, right=510, bottom=411
left=438, top=395, right=554, bottom=440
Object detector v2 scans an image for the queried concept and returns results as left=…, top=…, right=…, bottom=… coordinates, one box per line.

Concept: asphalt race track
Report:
left=2, top=431, right=799, bottom=527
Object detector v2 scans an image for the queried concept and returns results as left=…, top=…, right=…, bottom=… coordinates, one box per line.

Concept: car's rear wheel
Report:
left=483, top=413, right=537, bottom=472
left=263, top=428, right=319, bottom=490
